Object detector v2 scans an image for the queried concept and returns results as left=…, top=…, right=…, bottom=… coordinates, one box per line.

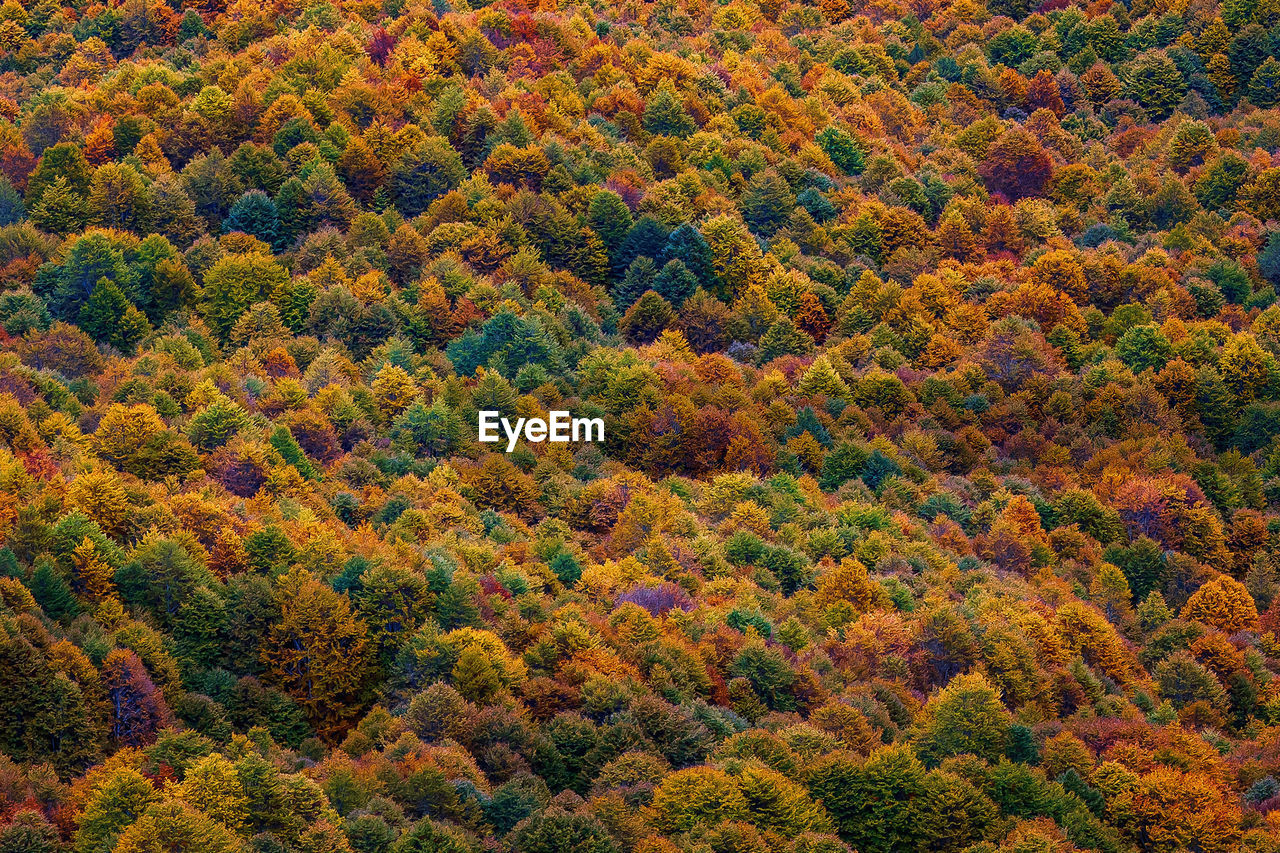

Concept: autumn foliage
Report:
left=3, top=0, right=1280, bottom=849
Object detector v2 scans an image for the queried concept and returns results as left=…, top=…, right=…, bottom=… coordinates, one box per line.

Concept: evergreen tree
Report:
left=816, top=127, right=866, bottom=174
left=654, top=258, right=698, bottom=307
left=741, top=170, right=797, bottom=236
left=613, top=256, right=658, bottom=311
left=758, top=318, right=814, bottom=363
left=0, top=175, right=24, bottom=225
left=642, top=83, right=695, bottom=138
left=587, top=189, right=633, bottom=254
left=173, top=586, right=228, bottom=670
left=615, top=216, right=670, bottom=278
left=223, top=190, right=280, bottom=245
left=389, top=138, right=466, bottom=217
left=664, top=223, right=716, bottom=288
left=78, top=277, right=131, bottom=345
left=273, top=177, right=309, bottom=249
left=1196, top=365, right=1238, bottom=447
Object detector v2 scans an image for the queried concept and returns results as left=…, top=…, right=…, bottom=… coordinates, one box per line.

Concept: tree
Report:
left=1105, top=536, right=1167, bottom=602
left=613, top=256, right=658, bottom=311
left=730, top=638, right=796, bottom=710
left=615, top=216, right=670, bottom=277
left=26, top=142, right=92, bottom=208
left=371, top=363, right=418, bottom=420
left=274, top=177, right=309, bottom=247
left=1249, top=57, right=1280, bottom=106
left=101, top=649, right=172, bottom=746
left=262, top=568, right=369, bottom=736
left=1125, top=51, right=1188, bottom=120
left=587, top=189, right=633, bottom=255
left=1181, top=575, right=1259, bottom=634
left=979, top=128, right=1052, bottom=200
left=1168, top=121, right=1218, bottom=172
left=1243, top=168, right=1280, bottom=221
left=1116, top=324, right=1172, bottom=373
left=916, top=771, right=997, bottom=853
left=1219, top=335, right=1271, bottom=403
left=173, top=585, right=227, bottom=671
left=758, top=319, right=814, bottom=363
left=664, top=223, right=716, bottom=288
left=483, top=143, right=551, bottom=189
left=390, top=137, right=466, bottom=216
left=913, top=672, right=1011, bottom=766
left=796, top=291, right=832, bottom=342
left=1113, top=768, right=1242, bottom=853
left=113, top=800, right=242, bottom=853
left=736, top=764, right=836, bottom=835
left=177, top=753, right=250, bottom=835
left=508, top=810, right=618, bottom=853
left=807, top=748, right=929, bottom=853
left=302, top=161, right=357, bottom=230
left=187, top=397, right=248, bottom=451
left=149, top=173, right=203, bottom=247
left=451, top=642, right=501, bottom=703
left=392, top=819, right=479, bottom=853
left=88, top=162, right=150, bottom=232
left=391, top=399, right=463, bottom=457
left=71, top=536, right=115, bottom=604
left=0, top=621, right=99, bottom=770
left=651, top=767, right=748, bottom=832
left=181, top=147, right=243, bottom=228
left=68, top=469, right=132, bottom=538
left=202, top=253, right=290, bottom=341
left=74, top=766, right=160, bottom=853
left=643, top=82, right=695, bottom=138
left=1154, top=650, right=1227, bottom=712
left=816, top=127, right=866, bottom=174
left=77, top=277, right=131, bottom=344
left=29, top=563, right=80, bottom=621
left=29, top=175, right=88, bottom=235
left=701, top=215, right=766, bottom=299
left=231, top=141, right=287, bottom=193
left=336, top=137, right=385, bottom=205
left=223, top=190, right=280, bottom=245
left=1195, top=153, right=1249, bottom=210
left=0, top=811, right=60, bottom=853
left=1258, top=232, right=1280, bottom=288
left=132, top=234, right=193, bottom=322
left=741, top=170, right=797, bottom=236
left=620, top=291, right=675, bottom=344
left=652, top=258, right=698, bottom=307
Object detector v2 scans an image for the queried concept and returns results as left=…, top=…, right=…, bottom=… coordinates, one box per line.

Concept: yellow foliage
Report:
left=1181, top=575, right=1259, bottom=634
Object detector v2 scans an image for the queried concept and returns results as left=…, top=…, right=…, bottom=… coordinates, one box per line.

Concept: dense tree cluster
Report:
left=4, top=0, right=1280, bottom=849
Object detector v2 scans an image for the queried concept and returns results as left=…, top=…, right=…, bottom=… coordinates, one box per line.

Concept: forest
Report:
left=3, top=0, right=1280, bottom=848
